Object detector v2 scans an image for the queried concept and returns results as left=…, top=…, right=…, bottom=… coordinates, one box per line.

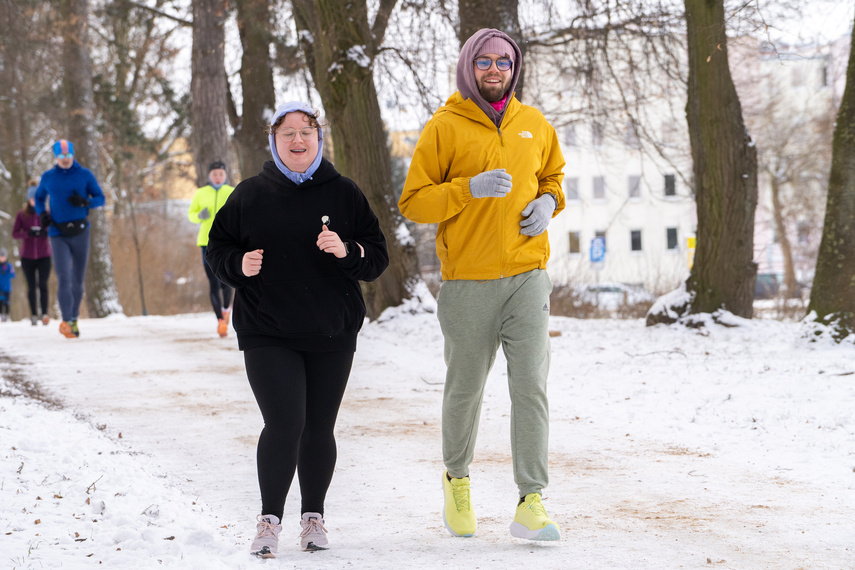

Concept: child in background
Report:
left=0, top=248, right=16, bottom=322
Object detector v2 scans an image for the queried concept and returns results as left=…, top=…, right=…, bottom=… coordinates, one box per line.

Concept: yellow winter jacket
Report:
left=399, top=92, right=565, bottom=281
left=188, top=184, right=235, bottom=247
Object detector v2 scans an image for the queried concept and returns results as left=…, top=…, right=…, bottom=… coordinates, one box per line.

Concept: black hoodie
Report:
left=206, top=160, right=389, bottom=352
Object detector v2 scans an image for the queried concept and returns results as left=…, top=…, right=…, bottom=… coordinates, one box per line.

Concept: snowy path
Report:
left=1, top=311, right=853, bottom=568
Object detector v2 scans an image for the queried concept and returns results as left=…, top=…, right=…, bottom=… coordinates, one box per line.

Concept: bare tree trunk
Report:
left=59, top=0, right=123, bottom=317
left=234, top=0, right=275, bottom=178
left=191, top=0, right=231, bottom=185
left=768, top=177, right=798, bottom=298
left=807, top=14, right=855, bottom=338
left=682, top=0, right=757, bottom=319
left=0, top=0, right=32, bottom=204
left=458, top=0, right=526, bottom=101
left=293, top=0, right=420, bottom=319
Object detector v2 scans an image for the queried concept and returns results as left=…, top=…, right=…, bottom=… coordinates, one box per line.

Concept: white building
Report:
left=526, top=33, right=846, bottom=295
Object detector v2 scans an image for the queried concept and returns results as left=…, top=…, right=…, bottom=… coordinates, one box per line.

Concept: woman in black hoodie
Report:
left=206, top=101, right=388, bottom=558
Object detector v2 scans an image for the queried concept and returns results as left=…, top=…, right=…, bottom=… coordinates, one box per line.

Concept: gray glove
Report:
left=519, top=194, right=556, bottom=236
left=198, top=207, right=211, bottom=220
left=469, top=169, right=513, bottom=198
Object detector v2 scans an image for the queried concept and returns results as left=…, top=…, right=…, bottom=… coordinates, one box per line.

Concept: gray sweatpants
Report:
left=437, top=269, right=552, bottom=498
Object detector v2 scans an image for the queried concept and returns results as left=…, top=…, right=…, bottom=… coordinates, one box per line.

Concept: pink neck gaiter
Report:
left=490, top=94, right=508, bottom=112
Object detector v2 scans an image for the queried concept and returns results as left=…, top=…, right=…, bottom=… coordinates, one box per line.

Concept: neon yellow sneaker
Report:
left=510, top=493, right=561, bottom=541
left=442, top=470, right=476, bottom=537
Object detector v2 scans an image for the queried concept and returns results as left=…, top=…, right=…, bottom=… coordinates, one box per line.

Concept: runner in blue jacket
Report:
left=34, top=139, right=106, bottom=338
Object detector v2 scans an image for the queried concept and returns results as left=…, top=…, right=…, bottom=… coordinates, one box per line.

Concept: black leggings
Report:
left=200, top=246, right=232, bottom=319
left=21, top=257, right=51, bottom=316
left=244, top=345, right=354, bottom=520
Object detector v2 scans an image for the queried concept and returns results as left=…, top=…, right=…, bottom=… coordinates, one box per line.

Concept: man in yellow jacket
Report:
left=399, top=28, right=565, bottom=542
left=188, top=160, right=235, bottom=337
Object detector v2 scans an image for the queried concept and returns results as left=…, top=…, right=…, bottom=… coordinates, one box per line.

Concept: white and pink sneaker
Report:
left=250, top=514, right=282, bottom=558
left=299, top=512, right=328, bottom=551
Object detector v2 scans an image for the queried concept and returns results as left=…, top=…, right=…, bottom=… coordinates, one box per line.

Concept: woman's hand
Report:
left=242, top=249, right=264, bottom=276
left=317, top=225, right=347, bottom=258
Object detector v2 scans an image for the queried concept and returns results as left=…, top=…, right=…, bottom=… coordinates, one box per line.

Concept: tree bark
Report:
left=768, top=176, right=798, bottom=298
left=458, top=0, right=526, bottom=102
left=292, top=0, right=420, bottom=320
left=683, top=0, right=757, bottom=318
left=807, top=14, right=855, bottom=337
left=234, top=0, right=275, bottom=179
left=191, top=0, right=231, bottom=185
left=60, top=0, right=123, bottom=317
left=0, top=0, right=31, bottom=211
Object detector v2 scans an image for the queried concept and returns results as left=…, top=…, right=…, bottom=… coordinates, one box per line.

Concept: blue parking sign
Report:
left=590, top=237, right=606, bottom=263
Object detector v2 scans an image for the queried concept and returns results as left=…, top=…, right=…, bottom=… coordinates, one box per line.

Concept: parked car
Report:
left=754, top=273, right=780, bottom=300
left=574, top=282, right=655, bottom=312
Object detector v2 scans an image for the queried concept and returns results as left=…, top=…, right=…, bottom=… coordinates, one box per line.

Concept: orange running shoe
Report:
left=217, top=318, right=228, bottom=338
left=42, top=315, right=50, bottom=325
left=59, top=321, right=76, bottom=339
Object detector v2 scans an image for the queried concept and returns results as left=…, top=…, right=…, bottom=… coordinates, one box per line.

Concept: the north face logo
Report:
left=518, top=131, right=533, bottom=139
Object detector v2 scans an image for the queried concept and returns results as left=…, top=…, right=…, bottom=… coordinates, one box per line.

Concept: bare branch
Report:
left=372, top=0, right=400, bottom=49
left=126, top=1, right=192, bottom=27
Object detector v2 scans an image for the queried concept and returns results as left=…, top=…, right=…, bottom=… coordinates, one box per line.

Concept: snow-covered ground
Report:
left=1, top=306, right=853, bottom=569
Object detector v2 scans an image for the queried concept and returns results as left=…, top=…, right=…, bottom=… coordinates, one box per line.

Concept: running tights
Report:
left=244, top=345, right=354, bottom=520
left=200, top=246, right=232, bottom=319
left=21, top=257, right=51, bottom=316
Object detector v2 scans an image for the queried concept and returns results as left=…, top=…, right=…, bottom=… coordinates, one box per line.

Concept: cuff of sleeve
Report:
left=337, top=240, right=361, bottom=269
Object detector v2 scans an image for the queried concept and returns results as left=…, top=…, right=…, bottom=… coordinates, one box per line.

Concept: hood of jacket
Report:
left=267, top=101, right=325, bottom=184
left=259, top=156, right=341, bottom=190
left=456, top=28, right=522, bottom=128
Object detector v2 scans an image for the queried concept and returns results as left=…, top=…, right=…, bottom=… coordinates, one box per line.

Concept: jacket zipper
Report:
left=498, top=125, right=506, bottom=278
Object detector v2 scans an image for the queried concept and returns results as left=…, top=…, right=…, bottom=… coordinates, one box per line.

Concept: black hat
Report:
left=208, top=160, right=227, bottom=172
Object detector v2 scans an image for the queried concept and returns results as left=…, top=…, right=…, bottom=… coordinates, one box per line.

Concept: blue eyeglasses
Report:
left=474, top=57, right=513, bottom=72
left=56, top=153, right=74, bottom=160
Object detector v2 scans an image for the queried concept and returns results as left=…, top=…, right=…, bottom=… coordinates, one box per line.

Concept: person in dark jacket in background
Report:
left=34, top=139, right=106, bottom=338
left=12, top=179, right=53, bottom=325
left=206, top=101, right=389, bottom=559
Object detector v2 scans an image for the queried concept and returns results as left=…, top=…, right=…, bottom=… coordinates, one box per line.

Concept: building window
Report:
left=625, top=120, right=640, bottom=149
left=563, top=125, right=577, bottom=147
left=568, top=231, right=581, bottom=254
left=593, top=176, right=606, bottom=200
left=664, top=174, right=676, bottom=197
left=628, top=175, right=641, bottom=199
left=565, top=177, right=579, bottom=201
left=666, top=227, right=678, bottom=250
left=631, top=230, right=642, bottom=252
left=592, top=122, right=604, bottom=148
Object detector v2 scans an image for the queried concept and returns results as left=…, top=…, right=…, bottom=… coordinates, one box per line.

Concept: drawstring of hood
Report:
left=268, top=101, right=324, bottom=185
